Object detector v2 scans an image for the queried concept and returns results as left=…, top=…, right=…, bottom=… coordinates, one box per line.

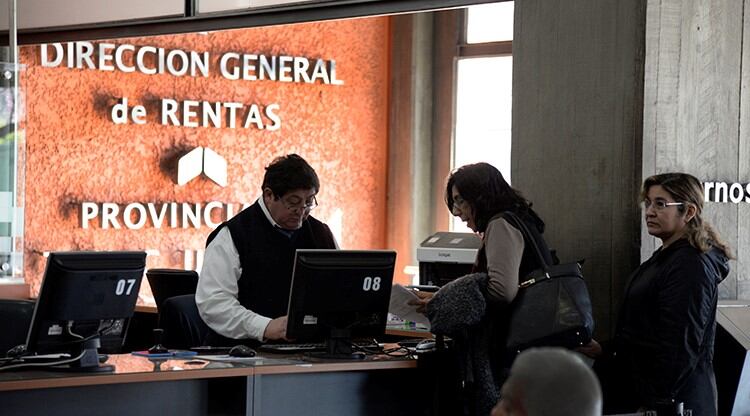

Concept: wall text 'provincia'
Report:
left=81, top=202, right=251, bottom=229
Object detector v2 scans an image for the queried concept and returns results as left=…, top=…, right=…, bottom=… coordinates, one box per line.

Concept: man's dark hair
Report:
left=262, top=154, right=320, bottom=197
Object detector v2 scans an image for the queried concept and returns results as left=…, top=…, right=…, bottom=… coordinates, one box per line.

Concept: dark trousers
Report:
left=595, top=349, right=717, bottom=416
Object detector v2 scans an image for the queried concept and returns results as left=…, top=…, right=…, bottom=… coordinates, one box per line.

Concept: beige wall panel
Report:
left=429, top=10, right=458, bottom=233
left=737, top=0, right=750, bottom=298
left=388, top=15, right=419, bottom=284
left=199, top=0, right=317, bottom=14
left=0, top=0, right=183, bottom=30
left=643, top=0, right=743, bottom=298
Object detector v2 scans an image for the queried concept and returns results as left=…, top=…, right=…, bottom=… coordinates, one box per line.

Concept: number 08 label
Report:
left=362, top=276, right=381, bottom=292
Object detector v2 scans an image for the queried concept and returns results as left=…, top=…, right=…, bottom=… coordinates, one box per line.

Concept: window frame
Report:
left=448, top=2, right=514, bottom=231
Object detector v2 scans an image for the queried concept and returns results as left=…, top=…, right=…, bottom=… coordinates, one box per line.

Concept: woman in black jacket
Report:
left=595, top=173, right=731, bottom=415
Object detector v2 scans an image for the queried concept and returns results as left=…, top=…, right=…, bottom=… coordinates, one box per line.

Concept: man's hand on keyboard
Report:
left=263, top=316, right=290, bottom=341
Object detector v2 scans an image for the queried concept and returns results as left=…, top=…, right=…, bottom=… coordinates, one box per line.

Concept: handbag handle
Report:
left=502, top=211, right=551, bottom=272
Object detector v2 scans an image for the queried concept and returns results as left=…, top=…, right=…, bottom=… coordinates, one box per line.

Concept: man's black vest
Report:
left=205, top=201, right=337, bottom=319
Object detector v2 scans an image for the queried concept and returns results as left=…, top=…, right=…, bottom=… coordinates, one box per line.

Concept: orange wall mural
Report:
left=19, top=17, right=391, bottom=298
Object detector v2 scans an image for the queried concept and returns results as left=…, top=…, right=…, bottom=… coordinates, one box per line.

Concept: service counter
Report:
left=0, top=350, right=427, bottom=416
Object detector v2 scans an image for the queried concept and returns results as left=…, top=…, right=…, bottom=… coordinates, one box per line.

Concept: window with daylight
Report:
left=452, top=1, right=514, bottom=232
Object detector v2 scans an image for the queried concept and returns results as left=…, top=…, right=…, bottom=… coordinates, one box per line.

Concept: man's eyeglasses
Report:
left=280, top=196, right=318, bottom=213
left=642, top=199, right=684, bottom=211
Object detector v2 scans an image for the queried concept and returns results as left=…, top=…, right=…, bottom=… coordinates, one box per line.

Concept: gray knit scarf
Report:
left=426, top=272, right=498, bottom=416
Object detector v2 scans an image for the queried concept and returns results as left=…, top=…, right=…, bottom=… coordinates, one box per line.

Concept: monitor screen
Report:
left=286, top=249, right=396, bottom=357
left=25, top=251, right=146, bottom=371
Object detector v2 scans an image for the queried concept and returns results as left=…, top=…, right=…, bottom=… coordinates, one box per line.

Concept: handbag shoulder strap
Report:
left=502, top=211, right=550, bottom=271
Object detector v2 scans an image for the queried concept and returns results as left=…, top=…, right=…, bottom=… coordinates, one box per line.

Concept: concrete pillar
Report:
left=512, top=0, right=647, bottom=336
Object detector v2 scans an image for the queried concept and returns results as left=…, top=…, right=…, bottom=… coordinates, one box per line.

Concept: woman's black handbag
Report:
left=503, top=212, right=595, bottom=353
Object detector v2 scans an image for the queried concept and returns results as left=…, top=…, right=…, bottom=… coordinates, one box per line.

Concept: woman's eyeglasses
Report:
left=453, top=196, right=468, bottom=210
left=642, top=199, right=683, bottom=211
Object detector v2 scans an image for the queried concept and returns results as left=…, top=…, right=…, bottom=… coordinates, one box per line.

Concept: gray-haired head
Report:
left=494, top=347, right=602, bottom=416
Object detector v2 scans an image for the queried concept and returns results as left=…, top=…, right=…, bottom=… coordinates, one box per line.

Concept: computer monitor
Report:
left=25, top=251, right=146, bottom=371
left=286, top=249, right=396, bottom=358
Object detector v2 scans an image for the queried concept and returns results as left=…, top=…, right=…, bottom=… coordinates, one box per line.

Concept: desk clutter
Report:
left=131, top=350, right=198, bottom=359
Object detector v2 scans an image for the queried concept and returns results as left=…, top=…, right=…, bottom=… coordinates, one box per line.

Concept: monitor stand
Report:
left=311, top=328, right=365, bottom=360
left=57, top=337, right=114, bottom=372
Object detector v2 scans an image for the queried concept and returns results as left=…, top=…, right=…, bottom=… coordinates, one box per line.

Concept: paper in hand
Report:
left=388, top=284, right=430, bottom=326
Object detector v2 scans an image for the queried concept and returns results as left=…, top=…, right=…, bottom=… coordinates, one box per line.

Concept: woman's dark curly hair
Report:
left=445, top=162, right=544, bottom=233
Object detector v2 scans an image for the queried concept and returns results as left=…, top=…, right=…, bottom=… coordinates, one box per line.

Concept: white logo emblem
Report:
left=177, top=146, right=227, bottom=187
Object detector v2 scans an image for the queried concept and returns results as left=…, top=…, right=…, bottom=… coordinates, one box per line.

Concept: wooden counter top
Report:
left=0, top=351, right=417, bottom=392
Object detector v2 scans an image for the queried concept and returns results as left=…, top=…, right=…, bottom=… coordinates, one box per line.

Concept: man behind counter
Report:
left=196, top=154, right=338, bottom=346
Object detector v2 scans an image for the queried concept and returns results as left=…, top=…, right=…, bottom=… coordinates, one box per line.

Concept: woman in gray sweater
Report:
left=413, top=162, right=552, bottom=416
left=444, top=163, right=551, bottom=304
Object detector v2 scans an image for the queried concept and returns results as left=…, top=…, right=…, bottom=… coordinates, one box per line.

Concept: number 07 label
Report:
left=115, top=278, right=137, bottom=296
